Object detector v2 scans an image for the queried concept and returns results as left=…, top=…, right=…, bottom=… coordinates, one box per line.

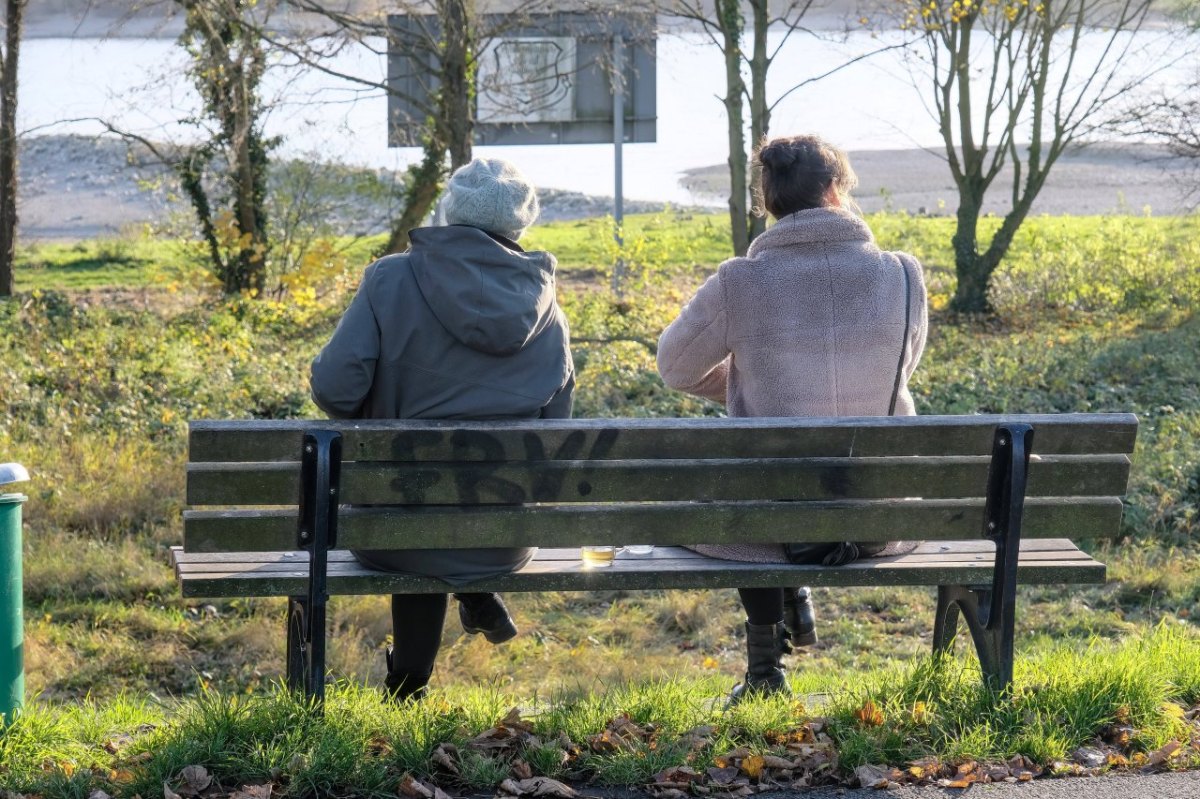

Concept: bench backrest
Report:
left=184, top=414, right=1137, bottom=555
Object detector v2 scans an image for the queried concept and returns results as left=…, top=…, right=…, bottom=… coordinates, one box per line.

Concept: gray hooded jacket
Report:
left=311, top=226, right=574, bottom=421
left=310, top=225, right=574, bottom=585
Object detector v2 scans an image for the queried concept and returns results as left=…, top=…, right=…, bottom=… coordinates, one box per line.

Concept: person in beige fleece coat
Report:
left=657, top=134, right=928, bottom=702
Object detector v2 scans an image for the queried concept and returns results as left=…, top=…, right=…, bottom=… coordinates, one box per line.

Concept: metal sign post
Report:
left=612, top=33, right=625, bottom=296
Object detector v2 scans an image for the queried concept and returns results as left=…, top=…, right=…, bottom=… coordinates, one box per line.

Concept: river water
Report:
left=21, top=28, right=1187, bottom=204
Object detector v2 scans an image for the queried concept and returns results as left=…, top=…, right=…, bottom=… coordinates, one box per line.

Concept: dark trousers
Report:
left=738, top=587, right=785, bottom=625
left=388, top=592, right=500, bottom=676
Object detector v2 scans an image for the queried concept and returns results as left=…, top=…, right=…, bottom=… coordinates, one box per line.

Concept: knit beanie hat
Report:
left=443, top=158, right=540, bottom=241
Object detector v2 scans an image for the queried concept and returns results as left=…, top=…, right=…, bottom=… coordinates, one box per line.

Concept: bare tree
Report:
left=894, top=0, right=1157, bottom=312
left=664, top=1, right=899, bottom=255
left=260, top=0, right=556, bottom=254
left=0, top=0, right=26, bottom=297
left=1123, top=3, right=1200, bottom=203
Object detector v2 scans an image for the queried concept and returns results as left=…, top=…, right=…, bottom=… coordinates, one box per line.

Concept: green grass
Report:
left=3, top=211, right=1200, bottom=792
left=3, top=627, right=1199, bottom=798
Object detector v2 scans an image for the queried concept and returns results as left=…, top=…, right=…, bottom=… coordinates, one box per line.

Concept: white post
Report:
left=611, top=32, right=625, bottom=296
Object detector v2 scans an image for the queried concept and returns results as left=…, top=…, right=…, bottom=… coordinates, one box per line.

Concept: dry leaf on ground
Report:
left=740, top=755, right=766, bottom=780
left=1143, top=739, right=1183, bottom=771
left=854, top=700, right=884, bottom=727
left=432, top=743, right=460, bottom=775
left=173, top=765, right=212, bottom=796
left=163, top=784, right=183, bottom=799
left=854, top=764, right=897, bottom=789
left=706, top=766, right=739, bottom=785
left=229, top=785, right=272, bottom=799
left=498, top=777, right=577, bottom=798
left=652, top=766, right=704, bottom=788
left=399, top=774, right=435, bottom=799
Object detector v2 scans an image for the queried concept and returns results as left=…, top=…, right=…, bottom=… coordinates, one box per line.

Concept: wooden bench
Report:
left=173, top=413, right=1137, bottom=703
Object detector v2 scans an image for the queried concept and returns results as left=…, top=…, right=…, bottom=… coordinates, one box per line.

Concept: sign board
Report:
left=388, top=13, right=656, bottom=146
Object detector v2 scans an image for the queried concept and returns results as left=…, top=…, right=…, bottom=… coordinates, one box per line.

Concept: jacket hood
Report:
left=408, top=226, right=559, bottom=356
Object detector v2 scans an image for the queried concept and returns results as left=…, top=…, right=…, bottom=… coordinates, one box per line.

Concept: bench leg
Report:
left=286, top=596, right=308, bottom=694
left=932, top=585, right=961, bottom=656
left=932, top=584, right=1014, bottom=693
left=929, top=424, right=1031, bottom=697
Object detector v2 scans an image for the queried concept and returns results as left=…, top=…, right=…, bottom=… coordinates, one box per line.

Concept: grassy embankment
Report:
left=2, top=211, right=1199, bottom=796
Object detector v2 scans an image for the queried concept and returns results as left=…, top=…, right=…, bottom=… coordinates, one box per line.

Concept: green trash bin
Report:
left=1, top=462, right=29, bottom=726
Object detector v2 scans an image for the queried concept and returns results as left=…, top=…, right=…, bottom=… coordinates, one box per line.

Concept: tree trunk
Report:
left=746, top=0, right=769, bottom=243
left=949, top=187, right=990, bottom=312
left=0, top=0, right=25, bottom=298
left=383, top=135, right=446, bottom=255
left=440, top=0, right=473, bottom=170
left=716, top=0, right=748, bottom=256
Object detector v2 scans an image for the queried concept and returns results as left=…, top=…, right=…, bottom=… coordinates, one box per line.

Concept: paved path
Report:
left=754, top=770, right=1200, bottom=798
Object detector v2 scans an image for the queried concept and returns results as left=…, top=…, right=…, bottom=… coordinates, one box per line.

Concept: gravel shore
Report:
left=21, top=135, right=1195, bottom=242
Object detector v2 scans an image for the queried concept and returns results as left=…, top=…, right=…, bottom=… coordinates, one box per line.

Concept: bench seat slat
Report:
left=175, top=550, right=1096, bottom=577
left=186, top=454, right=1132, bottom=506
left=169, top=544, right=1105, bottom=598
left=183, top=496, right=1125, bottom=552
left=188, top=414, right=1138, bottom=463
left=165, top=538, right=1100, bottom=563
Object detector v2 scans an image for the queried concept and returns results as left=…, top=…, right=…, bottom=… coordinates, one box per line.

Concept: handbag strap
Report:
left=887, top=258, right=913, bottom=417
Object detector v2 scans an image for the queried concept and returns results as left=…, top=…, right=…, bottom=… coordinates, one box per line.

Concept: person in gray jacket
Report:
left=657, top=135, right=928, bottom=704
left=310, top=157, right=575, bottom=702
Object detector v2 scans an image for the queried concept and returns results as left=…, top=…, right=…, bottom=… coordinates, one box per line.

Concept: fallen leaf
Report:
left=163, top=783, right=182, bottom=799
left=109, top=769, right=136, bottom=784
left=182, top=765, right=211, bottom=790
left=102, top=735, right=134, bottom=755
left=88, top=791, right=113, bottom=799
left=938, top=778, right=975, bottom=789
left=503, top=777, right=576, bottom=798
left=907, top=756, right=939, bottom=780
left=706, top=766, right=739, bottom=785
left=910, top=701, right=930, bottom=725
left=740, top=755, right=765, bottom=780
left=854, top=764, right=890, bottom=789
left=760, top=755, right=795, bottom=769
left=399, top=774, right=434, bottom=798
left=1143, top=739, right=1183, bottom=770
left=511, top=760, right=533, bottom=780
left=855, top=700, right=884, bottom=727
left=229, top=785, right=272, bottom=799
left=1072, top=746, right=1107, bottom=769
left=653, top=766, right=704, bottom=787
left=432, top=744, right=460, bottom=775
left=432, top=787, right=453, bottom=799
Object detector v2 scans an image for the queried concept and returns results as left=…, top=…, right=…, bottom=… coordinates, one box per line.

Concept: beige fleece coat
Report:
left=656, top=206, right=929, bottom=562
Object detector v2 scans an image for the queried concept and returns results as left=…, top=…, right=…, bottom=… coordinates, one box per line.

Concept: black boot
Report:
left=783, top=587, right=818, bottom=647
left=456, top=592, right=518, bottom=644
left=384, top=646, right=431, bottom=703
left=728, top=621, right=792, bottom=705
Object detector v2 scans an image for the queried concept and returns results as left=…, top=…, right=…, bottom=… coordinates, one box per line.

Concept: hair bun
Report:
left=759, top=144, right=797, bottom=169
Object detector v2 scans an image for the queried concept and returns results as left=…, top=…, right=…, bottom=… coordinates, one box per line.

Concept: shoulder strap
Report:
left=887, top=258, right=913, bottom=417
